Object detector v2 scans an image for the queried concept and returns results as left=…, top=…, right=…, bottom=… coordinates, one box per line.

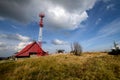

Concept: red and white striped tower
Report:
left=38, top=13, right=45, bottom=47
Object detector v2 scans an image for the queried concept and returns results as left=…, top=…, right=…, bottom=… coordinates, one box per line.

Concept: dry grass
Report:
left=0, top=52, right=120, bottom=80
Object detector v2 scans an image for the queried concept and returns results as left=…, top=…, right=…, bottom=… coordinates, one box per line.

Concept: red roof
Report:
left=15, top=41, right=48, bottom=57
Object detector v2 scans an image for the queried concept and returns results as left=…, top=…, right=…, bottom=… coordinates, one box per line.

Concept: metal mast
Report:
left=38, top=13, right=45, bottom=47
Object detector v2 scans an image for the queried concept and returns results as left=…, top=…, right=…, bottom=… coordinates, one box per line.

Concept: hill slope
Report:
left=0, top=53, right=120, bottom=80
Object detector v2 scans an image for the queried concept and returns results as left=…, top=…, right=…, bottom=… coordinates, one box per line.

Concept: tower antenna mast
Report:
left=38, top=13, right=45, bottom=47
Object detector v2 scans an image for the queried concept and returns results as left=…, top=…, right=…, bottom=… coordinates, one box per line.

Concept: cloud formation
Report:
left=0, top=33, right=31, bottom=57
left=0, top=0, right=97, bottom=30
left=0, top=0, right=32, bottom=22
left=98, top=18, right=120, bottom=36
left=82, top=18, right=120, bottom=49
left=0, top=41, right=16, bottom=57
left=0, top=42, right=14, bottom=51
left=0, top=42, right=6, bottom=48
left=0, top=33, right=30, bottom=42
left=52, top=39, right=68, bottom=45
left=15, top=41, right=32, bottom=51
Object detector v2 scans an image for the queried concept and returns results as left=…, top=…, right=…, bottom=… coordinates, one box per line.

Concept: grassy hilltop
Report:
left=0, top=53, right=120, bottom=80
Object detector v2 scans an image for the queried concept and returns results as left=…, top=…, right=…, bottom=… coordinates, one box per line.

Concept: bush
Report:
left=108, top=42, right=120, bottom=55
left=71, top=42, right=82, bottom=56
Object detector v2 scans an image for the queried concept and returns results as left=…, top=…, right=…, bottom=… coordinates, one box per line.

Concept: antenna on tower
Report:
left=38, top=13, right=45, bottom=47
left=39, top=13, right=45, bottom=27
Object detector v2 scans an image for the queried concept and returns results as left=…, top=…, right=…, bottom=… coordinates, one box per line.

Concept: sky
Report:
left=0, top=0, right=120, bottom=57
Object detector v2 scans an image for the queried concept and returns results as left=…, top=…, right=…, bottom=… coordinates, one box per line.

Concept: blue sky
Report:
left=0, top=0, right=120, bottom=57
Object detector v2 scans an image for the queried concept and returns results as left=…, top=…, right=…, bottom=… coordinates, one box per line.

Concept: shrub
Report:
left=71, top=42, right=82, bottom=56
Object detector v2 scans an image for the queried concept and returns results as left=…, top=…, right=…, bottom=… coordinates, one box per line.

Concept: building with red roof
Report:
left=15, top=41, right=48, bottom=58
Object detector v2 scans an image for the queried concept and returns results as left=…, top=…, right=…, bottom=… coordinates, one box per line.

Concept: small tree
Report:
left=108, top=41, right=120, bottom=55
left=71, top=42, right=82, bottom=56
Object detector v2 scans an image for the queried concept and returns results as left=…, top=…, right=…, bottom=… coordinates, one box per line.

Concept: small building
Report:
left=15, top=41, right=48, bottom=58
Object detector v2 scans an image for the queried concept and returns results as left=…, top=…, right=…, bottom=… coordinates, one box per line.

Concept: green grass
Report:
left=0, top=53, right=120, bottom=80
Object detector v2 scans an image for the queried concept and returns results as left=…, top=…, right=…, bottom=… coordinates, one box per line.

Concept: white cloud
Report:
left=0, top=34, right=31, bottom=57
left=0, top=0, right=97, bottom=30
left=52, top=39, right=68, bottom=45
left=0, top=41, right=16, bottom=57
left=48, top=6, right=88, bottom=29
left=118, top=45, right=120, bottom=49
left=43, top=0, right=96, bottom=30
left=0, top=33, right=30, bottom=42
left=0, top=41, right=31, bottom=57
left=14, top=42, right=32, bottom=51
left=0, top=42, right=6, bottom=48
left=0, top=42, right=14, bottom=51
left=16, top=34, right=30, bottom=42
